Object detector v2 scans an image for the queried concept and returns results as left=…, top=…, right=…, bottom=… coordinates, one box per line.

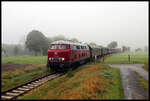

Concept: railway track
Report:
left=1, top=72, right=65, bottom=100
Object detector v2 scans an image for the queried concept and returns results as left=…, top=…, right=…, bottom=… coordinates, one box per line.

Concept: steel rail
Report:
left=1, top=72, right=66, bottom=100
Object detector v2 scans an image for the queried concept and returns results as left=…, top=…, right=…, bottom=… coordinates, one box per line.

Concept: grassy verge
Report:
left=1, top=64, right=50, bottom=92
left=142, top=62, right=149, bottom=71
left=2, top=56, right=47, bottom=64
left=135, top=72, right=149, bottom=93
left=100, top=65, right=124, bottom=99
left=17, top=63, right=124, bottom=100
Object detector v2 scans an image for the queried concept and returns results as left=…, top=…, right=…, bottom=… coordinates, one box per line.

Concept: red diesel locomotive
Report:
left=47, top=40, right=90, bottom=71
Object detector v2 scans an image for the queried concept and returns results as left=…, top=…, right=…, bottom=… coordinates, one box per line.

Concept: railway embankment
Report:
left=17, top=62, right=124, bottom=99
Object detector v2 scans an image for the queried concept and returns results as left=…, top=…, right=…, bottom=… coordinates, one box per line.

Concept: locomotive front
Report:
left=47, top=41, right=71, bottom=71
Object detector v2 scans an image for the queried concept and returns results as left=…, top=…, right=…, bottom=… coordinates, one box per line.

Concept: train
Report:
left=47, top=40, right=121, bottom=71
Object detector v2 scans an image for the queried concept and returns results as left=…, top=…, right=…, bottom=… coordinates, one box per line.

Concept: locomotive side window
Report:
left=70, top=45, right=77, bottom=50
left=70, top=45, right=74, bottom=50
left=58, top=44, right=66, bottom=49
left=49, top=44, right=56, bottom=49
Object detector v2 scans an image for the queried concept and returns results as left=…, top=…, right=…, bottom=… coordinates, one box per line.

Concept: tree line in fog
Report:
left=2, top=30, right=148, bottom=57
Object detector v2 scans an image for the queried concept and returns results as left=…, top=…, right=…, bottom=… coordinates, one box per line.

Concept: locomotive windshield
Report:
left=49, top=44, right=56, bottom=49
left=49, top=44, right=66, bottom=50
left=58, top=44, right=66, bottom=49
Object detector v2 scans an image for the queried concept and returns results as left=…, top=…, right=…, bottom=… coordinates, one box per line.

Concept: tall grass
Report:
left=17, top=64, right=124, bottom=100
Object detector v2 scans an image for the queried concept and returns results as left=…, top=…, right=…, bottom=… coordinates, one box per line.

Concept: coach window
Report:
left=85, top=46, right=87, bottom=50
left=73, top=45, right=77, bottom=50
left=49, top=44, right=56, bottom=49
left=76, top=46, right=80, bottom=49
left=58, top=44, right=66, bottom=49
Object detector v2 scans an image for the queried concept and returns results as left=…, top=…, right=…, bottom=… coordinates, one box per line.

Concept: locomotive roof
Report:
left=51, top=40, right=88, bottom=46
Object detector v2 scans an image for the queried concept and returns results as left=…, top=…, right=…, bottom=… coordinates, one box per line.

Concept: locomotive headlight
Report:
left=62, top=58, right=64, bottom=61
left=49, top=58, right=53, bottom=60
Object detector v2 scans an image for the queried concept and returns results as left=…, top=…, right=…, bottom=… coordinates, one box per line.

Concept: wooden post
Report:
left=95, top=55, right=97, bottom=64
left=128, top=55, right=130, bottom=62
left=103, top=55, right=104, bottom=62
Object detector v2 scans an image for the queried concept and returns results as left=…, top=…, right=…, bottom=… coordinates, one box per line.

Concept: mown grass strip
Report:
left=100, top=67, right=124, bottom=99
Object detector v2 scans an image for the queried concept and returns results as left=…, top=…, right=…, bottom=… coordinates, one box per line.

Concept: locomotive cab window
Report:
left=58, top=44, right=66, bottom=49
left=49, top=44, right=56, bottom=49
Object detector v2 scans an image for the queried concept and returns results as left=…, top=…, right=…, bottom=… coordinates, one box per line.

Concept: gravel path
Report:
left=109, top=64, right=149, bottom=100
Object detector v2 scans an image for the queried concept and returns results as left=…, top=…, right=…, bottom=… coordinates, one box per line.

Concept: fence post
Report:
left=128, top=55, right=130, bottom=62
left=95, top=55, right=97, bottom=64
left=103, top=55, right=104, bottom=62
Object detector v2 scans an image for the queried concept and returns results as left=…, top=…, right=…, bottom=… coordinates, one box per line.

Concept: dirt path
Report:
left=109, top=64, right=149, bottom=100
left=2, top=62, right=32, bottom=72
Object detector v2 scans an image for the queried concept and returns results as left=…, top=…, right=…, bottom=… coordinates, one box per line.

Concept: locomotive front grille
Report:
left=53, top=58, right=59, bottom=61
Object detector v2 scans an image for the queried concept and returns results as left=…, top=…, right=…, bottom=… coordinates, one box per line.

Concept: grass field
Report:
left=2, top=56, right=47, bottom=64
left=102, top=52, right=149, bottom=72
left=17, top=63, right=124, bottom=100
left=103, top=52, right=148, bottom=64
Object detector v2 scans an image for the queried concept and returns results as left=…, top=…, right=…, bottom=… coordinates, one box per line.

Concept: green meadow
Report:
left=103, top=52, right=148, bottom=64
left=2, top=56, right=47, bottom=64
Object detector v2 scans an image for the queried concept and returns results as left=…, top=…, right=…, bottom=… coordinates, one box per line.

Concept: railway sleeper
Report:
left=12, top=90, right=25, bottom=93
left=27, top=84, right=38, bottom=87
left=32, top=82, right=41, bottom=85
left=1, top=95, right=14, bottom=99
left=23, top=85, right=34, bottom=89
left=6, top=92, right=20, bottom=96
left=18, top=87, right=30, bottom=91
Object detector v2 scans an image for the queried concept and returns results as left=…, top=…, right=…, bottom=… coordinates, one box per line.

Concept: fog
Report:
left=2, top=2, right=148, bottom=50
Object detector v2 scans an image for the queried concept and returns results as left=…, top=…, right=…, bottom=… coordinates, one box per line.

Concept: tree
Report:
left=25, top=30, right=49, bottom=56
left=127, top=47, right=131, bottom=52
left=13, top=46, right=19, bottom=56
left=135, top=48, right=142, bottom=52
left=122, top=46, right=127, bottom=52
left=89, top=42, right=97, bottom=46
left=70, top=38, right=79, bottom=42
left=52, top=35, right=67, bottom=42
left=107, top=41, right=118, bottom=48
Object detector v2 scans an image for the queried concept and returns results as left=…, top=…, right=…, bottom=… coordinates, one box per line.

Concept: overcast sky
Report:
left=2, top=2, right=148, bottom=50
